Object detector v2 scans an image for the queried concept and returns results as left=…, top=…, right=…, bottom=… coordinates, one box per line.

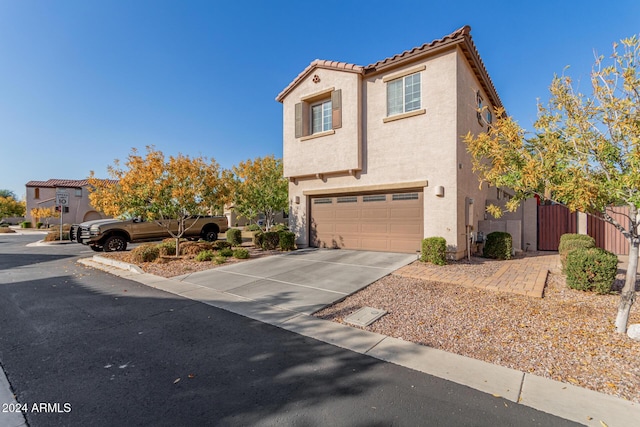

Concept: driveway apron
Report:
left=173, top=249, right=415, bottom=315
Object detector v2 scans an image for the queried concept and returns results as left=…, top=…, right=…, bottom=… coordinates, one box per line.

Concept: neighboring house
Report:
left=276, top=26, right=536, bottom=258
left=25, top=179, right=113, bottom=226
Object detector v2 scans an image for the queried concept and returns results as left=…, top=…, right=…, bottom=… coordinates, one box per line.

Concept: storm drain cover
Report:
left=344, top=307, right=387, bottom=327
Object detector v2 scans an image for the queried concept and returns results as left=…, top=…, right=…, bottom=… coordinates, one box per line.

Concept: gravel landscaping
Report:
left=99, top=247, right=640, bottom=403
left=315, top=257, right=640, bottom=404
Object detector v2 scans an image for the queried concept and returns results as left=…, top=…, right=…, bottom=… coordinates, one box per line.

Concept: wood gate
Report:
left=537, top=205, right=577, bottom=251
left=538, top=205, right=630, bottom=254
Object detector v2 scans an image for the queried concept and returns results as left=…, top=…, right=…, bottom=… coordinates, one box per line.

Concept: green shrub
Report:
left=219, top=247, right=233, bottom=257
left=20, top=221, right=31, bottom=228
left=213, top=255, right=226, bottom=265
left=36, top=222, right=43, bottom=229
left=158, top=240, right=177, bottom=256
left=131, top=244, right=160, bottom=263
left=226, top=228, right=242, bottom=246
left=270, top=224, right=289, bottom=232
left=213, top=240, right=232, bottom=250
left=565, top=247, right=618, bottom=294
left=233, top=248, right=250, bottom=259
left=195, top=249, right=215, bottom=262
left=558, top=233, right=595, bottom=270
left=0, top=223, right=9, bottom=227
left=261, top=231, right=280, bottom=250
left=254, top=231, right=264, bottom=248
left=245, top=223, right=262, bottom=231
left=278, top=231, right=296, bottom=251
left=483, top=231, right=512, bottom=260
left=421, top=237, right=447, bottom=265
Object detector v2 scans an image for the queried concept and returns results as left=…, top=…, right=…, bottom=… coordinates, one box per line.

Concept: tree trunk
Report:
left=175, top=236, right=181, bottom=258
left=616, top=214, right=639, bottom=333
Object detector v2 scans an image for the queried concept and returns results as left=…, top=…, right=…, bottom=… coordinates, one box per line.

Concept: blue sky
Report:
left=1, top=0, right=639, bottom=200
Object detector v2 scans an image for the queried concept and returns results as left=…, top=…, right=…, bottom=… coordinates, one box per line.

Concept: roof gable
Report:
left=275, top=26, right=502, bottom=109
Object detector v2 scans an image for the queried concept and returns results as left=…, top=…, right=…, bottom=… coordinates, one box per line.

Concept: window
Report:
left=311, top=100, right=332, bottom=134
left=34, top=188, right=40, bottom=199
left=363, top=195, right=386, bottom=202
left=337, top=196, right=357, bottom=203
left=313, top=198, right=333, bottom=204
left=387, top=73, right=421, bottom=116
left=295, top=89, right=342, bottom=139
left=477, top=92, right=484, bottom=125
left=75, top=188, right=82, bottom=197
left=392, top=193, right=419, bottom=201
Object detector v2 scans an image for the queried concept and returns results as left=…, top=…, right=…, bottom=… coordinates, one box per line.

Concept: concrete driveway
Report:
left=173, top=249, right=416, bottom=315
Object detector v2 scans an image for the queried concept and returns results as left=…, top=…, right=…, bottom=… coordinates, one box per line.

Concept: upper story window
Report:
left=477, top=91, right=492, bottom=126
left=311, top=100, right=332, bottom=134
left=476, top=92, right=484, bottom=125
left=295, top=89, right=342, bottom=139
left=34, top=188, right=40, bottom=199
left=75, top=187, right=82, bottom=197
left=387, top=72, right=421, bottom=116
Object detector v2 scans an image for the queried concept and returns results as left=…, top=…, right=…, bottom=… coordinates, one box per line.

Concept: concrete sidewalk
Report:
left=77, top=251, right=640, bottom=427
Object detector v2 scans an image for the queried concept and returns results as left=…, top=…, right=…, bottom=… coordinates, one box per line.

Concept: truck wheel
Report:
left=103, top=235, right=128, bottom=252
left=89, top=245, right=103, bottom=252
left=203, top=230, right=218, bottom=242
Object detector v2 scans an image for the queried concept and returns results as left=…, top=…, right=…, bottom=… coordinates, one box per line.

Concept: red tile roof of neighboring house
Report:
left=25, top=178, right=117, bottom=188
left=275, top=25, right=502, bottom=110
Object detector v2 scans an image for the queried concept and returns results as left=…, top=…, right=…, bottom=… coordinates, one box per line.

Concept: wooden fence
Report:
left=538, top=204, right=630, bottom=254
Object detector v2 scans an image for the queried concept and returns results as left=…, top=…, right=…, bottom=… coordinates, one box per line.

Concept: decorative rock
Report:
left=627, top=324, right=640, bottom=341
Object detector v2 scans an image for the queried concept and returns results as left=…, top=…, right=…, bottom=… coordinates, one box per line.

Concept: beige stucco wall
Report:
left=282, top=69, right=361, bottom=178
left=286, top=51, right=466, bottom=251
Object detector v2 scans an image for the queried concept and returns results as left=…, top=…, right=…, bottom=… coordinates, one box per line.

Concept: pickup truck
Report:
left=70, top=216, right=228, bottom=252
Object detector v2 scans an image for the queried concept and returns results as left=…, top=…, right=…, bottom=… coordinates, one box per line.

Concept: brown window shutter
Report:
left=295, top=103, right=302, bottom=138
left=331, top=89, right=342, bottom=129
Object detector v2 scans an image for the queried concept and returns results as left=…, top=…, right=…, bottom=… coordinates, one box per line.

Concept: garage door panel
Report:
left=361, top=208, right=389, bottom=219
left=390, top=207, right=422, bottom=219
left=335, top=223, right=360, bottom=233
left=311, top=191, right=423, bottom=253
left=361, top=223, right=388, bottom=234
left=335, top=209, right=361, bottom=219
left=360, top=238, right=390, bottom=251
left=389, top=224, right=422, bottom=234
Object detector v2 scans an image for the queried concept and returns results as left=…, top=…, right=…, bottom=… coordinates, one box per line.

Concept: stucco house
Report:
left=276, top=26, right=536, bottom=258
left=25, top=179, right=112, bottom=226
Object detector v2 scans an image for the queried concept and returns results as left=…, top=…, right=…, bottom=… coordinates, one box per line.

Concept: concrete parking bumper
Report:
left=78, top=249, right=640, bottom=427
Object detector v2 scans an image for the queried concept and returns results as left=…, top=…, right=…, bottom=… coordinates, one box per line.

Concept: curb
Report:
left=0, top=363, right=27, bottom=427
left=79, top=256, right=640, bottom=427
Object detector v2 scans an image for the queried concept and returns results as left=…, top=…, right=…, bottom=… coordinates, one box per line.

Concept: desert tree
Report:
left=465, top=35, right=640, bottom=333
left=88, top=146, right=224, bottom=256
left=231, top=155, right=288, bottom=230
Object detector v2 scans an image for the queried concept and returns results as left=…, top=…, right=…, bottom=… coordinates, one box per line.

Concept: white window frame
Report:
left=311, top=100, right=332, bottom=134
left=387, top=72, right=421, bottom=117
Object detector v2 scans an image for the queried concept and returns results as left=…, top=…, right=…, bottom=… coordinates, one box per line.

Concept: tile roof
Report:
left=275, top=59, right=363, bottom=102
left=25, top=178, right=117, bottom=188
left=275, top=25, right=502, bottom=109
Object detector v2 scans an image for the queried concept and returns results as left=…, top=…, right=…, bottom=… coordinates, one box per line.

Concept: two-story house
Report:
left=25, top=179, right=112, bottom=226
left=276, top=26, right=532, bottom=259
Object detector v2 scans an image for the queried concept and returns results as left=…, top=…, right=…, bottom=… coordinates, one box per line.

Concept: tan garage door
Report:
left=310, top=191, right=423, bottom=253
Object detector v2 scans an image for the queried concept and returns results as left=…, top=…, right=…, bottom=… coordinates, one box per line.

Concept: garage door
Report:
left=310, top=191, right=423, bottom=253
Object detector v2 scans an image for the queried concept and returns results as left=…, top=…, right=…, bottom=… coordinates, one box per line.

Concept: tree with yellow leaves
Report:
left=30, top=207, right=58, bottom=227
left=0, top=193, right=25, bottom=219
left=465, top=35, right=640, bottom=333
left=231, top=155, right=287, bottom=230
left=88, top=146, right=225, bottom=255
